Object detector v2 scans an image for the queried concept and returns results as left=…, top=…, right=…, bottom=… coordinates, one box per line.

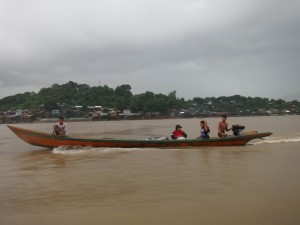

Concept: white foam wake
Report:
left=52, top=146, right=144, bottom=154
left=252, top=136, right=300, bottom=145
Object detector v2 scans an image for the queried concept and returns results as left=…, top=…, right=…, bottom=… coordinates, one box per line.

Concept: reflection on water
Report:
left=1, top=117, right=300, bottom=225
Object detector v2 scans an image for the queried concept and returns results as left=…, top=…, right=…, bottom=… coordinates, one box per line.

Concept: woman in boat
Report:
left=53, top=116, right=67, bottom=136
left=197, top=120, right=210, bottom=139
left=171, top=124, right=187, bottom=140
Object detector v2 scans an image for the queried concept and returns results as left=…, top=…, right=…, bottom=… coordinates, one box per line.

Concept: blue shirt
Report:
left=200, top=127, right=210, bottom=139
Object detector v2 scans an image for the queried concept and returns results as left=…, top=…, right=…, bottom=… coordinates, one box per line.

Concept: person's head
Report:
left=175, top=124, right=182, bottom=130
left=59, top=116, right=64, bottom=124
left=200, top=120, right=205, bottom=127
left=221, top=114, right=227, bottom=122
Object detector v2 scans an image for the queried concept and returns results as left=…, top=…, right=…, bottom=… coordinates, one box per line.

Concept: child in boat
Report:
left=53, top=116, right=67, bottom=136
left=197, top=120, right=210, bottom=139
left=171, top=124, right=187, bottom=139
left=218, top=114, right=231, bottom=137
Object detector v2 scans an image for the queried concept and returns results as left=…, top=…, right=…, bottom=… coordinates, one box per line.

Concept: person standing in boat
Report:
left=197, top=120, right=210, bottom=139
left=218, top=114, right=231, bottom=137
left=171, top=124, right=187, bottom=139
left=53, top=116, right=67, bottom=136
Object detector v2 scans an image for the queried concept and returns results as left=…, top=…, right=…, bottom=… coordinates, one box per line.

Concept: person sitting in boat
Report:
left=171, top=124, right=187, bottom=140
left=218, top=114, right=231, bottom=137
left=197, top=120, right=210, bottom=139
left=53, top=116, right=67, bottom=136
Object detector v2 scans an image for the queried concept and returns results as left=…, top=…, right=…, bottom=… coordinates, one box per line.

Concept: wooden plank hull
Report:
left=7, top=125, right=272, bottom=149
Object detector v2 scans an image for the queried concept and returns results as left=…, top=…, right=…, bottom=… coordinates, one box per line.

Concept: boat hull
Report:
left=7, top=125, right=272, bottom=149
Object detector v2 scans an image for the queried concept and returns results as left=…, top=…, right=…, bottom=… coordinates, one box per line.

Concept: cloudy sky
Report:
left=0, top=0, right=299, bottom=101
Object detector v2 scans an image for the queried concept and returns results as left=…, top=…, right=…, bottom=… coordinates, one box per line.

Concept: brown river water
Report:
left=1, top=116, right=300, bottom=225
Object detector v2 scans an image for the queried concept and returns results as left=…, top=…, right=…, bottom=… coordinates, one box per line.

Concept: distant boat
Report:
left=7, top=125, right=272, bottom=149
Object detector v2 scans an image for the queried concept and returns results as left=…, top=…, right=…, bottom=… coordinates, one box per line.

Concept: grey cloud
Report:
left=0, top=71, right=37, bottom=87
left=0, top=0, right=299, bottom=100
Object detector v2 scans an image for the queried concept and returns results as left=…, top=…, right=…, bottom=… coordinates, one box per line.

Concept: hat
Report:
left=176, top=124, right=182, bottom=129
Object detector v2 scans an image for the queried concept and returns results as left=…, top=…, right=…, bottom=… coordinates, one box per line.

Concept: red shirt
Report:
left=171, top=130, right=187, bottom=139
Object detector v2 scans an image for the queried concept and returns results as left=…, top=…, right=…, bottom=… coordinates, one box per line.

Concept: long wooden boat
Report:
left=7, top=125, right=272, bottom=149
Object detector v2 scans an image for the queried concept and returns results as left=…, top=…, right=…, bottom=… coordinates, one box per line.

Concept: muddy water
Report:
left=1, top=116, right=300, bottom=225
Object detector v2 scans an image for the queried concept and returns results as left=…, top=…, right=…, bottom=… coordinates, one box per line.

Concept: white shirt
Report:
left=54, top=122, right=67, bottom=133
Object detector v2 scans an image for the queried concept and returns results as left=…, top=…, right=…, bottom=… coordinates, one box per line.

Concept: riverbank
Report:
left=1, top=113, right=299, bottom=125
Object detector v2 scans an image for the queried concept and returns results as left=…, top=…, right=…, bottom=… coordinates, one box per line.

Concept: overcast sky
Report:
left=0, top=0, right=299, bottom=101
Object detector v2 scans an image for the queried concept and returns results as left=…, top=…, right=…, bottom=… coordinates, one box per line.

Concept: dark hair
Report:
left=200, top=120, right=205, bottom=124
left=222, top=114, right=227, bottom=119
left=175, top=124, right=182, bottom=129
left=59, top=116, right=64, bottom=120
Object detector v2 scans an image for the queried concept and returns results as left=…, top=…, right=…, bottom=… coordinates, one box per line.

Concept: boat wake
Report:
left=252, top=135, right=300, bottom=145
left=52, top=146, right=145, bottom=154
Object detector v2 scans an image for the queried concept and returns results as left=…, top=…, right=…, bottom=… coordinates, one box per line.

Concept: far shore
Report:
left=1, top=114, right=299, bottom=125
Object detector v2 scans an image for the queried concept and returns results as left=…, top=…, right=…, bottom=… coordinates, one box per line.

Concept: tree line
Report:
left=0, top=81, right=299, bottom=116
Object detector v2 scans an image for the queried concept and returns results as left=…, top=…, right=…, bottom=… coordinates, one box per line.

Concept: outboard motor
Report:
left=232, top=125, right=245, bottom=136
